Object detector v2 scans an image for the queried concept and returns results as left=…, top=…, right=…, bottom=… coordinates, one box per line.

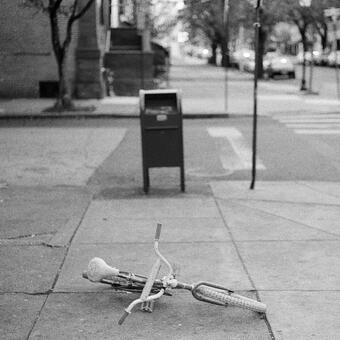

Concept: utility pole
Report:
left=299, top=0, right=311, bottom=91
left=223, top=0, right=230, bottom=114
left=324, top=7, right=340, bottom=100
left=299, top=0, right=317, bottom=95
left=250, top=0, right=261, bottom=190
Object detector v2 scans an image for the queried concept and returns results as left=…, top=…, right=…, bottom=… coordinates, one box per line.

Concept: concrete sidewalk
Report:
left=4, top=180, right=338, bottom=339
left=0, top=64, right=339, bottom=119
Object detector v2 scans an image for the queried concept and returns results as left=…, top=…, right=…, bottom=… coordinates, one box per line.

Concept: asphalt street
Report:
left=1, top=116, right=339, bottom=196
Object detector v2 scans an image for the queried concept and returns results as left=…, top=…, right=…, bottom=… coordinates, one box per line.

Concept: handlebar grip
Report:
left=118, top=311, right=130, bottom=325
left=155, top=223, right=162, bottom=241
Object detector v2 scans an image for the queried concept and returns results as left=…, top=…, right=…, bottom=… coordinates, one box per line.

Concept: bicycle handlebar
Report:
left=155, top=223, right=162, bottom=241
left=119, top=223, right=175, bottom=324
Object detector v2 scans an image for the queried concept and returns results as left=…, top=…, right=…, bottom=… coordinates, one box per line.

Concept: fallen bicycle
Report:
left=82, top=223, right=266, bottom=324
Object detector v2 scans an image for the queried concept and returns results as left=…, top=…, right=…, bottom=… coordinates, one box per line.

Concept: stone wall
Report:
left=75, top=0, right=109, bottom=99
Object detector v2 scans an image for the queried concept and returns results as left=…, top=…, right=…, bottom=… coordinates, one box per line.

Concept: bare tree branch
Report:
left=62, top=0, right=78, bottom=50
left=73, top=0, right=95, bottom=21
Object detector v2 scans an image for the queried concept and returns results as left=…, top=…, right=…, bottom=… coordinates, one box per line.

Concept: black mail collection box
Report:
left=140, top=89, right=185, bottom=193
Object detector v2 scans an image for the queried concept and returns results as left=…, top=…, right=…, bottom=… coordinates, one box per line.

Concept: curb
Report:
left=0, top=113, right=233, bottom=120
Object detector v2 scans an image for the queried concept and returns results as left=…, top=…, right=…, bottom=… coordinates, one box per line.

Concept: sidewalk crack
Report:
left=214, top=197, right=276, bottom=340
left=229, top=199, right=340, bottom=239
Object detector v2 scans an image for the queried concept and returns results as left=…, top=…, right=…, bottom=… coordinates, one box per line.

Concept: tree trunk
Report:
left=209, top=41, right=218, bottom=65
left=321, top=24, right=328, bottom=51
left=221, top=35, right=229, bottom=67
left=54, top=50, right=74, bottom=111
left=49, top=6, right=74, bottom=111
left=300, top=35, right=308, bottom=91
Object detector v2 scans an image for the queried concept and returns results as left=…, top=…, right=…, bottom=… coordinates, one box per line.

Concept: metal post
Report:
left=308, top=49, right=313, bottom=92
left=224, top=60, right=228, bottom=113
left=223, top=0, right=230, bottom=113
left=307, top=25, right=318, bottom=95
left=333, top=20, right=340, bottom=100
left=299, top=0, right=311, bottom=92
left=300, top=48, right=307, bottom=91
left=324, top=7, right=340, bottom=100
left=250, top=0, right=261, bottom=190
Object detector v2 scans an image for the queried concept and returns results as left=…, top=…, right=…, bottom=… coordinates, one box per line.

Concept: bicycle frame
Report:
left=83, top=223, right=266, bottom=324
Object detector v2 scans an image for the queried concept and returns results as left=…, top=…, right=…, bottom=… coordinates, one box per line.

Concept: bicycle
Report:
left=82, top=223, right=266, bottom=325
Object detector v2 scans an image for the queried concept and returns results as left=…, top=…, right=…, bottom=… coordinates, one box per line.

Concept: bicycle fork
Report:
left=119, top=224, right=172, bottom=325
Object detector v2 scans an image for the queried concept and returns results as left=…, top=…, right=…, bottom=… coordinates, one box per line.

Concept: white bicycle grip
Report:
left=86, top=257, right=119, bottom=282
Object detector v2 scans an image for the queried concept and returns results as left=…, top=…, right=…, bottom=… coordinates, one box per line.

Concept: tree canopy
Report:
left=180, top=0, right=339, bottom=60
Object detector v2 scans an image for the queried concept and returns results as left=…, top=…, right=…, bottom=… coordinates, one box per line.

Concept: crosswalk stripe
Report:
left=259, top=95, right=300, bottom=100
left=273, top=112, right=340, bottom=135
left=286, top=124, right=340, bottom=129
left=303, top=98, right=340, bottom=105
left=295, top=130, right=340, bottom=135
left=274, top=114, right=340, bottom=119
left=277, top=118, right=340, bottom=123
left=207, top=127, right=266, bottom=171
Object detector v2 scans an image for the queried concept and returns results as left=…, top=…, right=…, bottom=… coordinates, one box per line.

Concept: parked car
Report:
left=327, top=51, right=340, bottom=67
left=296, top=51, right=312, bottom=64
left=316, top=51, right=331, bottom=66
left=185, top=45, right=211, bottom=59
left=230, top=49, right=255, bottom=71
left=296, top=50, right=326, bottom=65
left=264, top=53, right=295, bottom=79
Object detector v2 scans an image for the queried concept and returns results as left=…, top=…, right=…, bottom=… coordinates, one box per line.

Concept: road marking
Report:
left=274, top=113, right=340, bottom=119
left=277, top=118, right=340, bottom=123
left=208, top=127, right=266, bottom=171
left=259, top=95, right=300, bottom=101
left=303, top=98, right=340, bottom=106
left=295, top=129, right=340, bottom=135
left=273, top=113, right=340, bottom=135
left=286, top=124, right=340, bottom=129
left=260, top=83, right=298, bottom=92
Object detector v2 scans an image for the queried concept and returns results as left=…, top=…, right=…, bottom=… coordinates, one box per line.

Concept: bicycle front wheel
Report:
left=194, top=285, right=266, bottom=313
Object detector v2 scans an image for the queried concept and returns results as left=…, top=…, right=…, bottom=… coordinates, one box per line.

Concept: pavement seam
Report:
left=297, top=181, right=340, bottom=200
left=214, top=197, right=276, bottom=340
left=0, top=231, right=54, bottom=241
left=0, top=113, right=233, bottom=120
left=24, top=197, right=92, bottom=339
left=72, top=239, right=340, bottom=246
left=50, top=201, right=92, bottom=291
left=80, top=216, right=224, bottom=220
left=214, top=196, right=340, bottom=207
left=257, top=289, right=340, bottom=292
left=234, top=239, right=340, bottom=242
left=74, top=240, right=234, bottom=245
left=25, top=294, right=49, bottom=340
left=228, top=199, right=340, bottom=239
